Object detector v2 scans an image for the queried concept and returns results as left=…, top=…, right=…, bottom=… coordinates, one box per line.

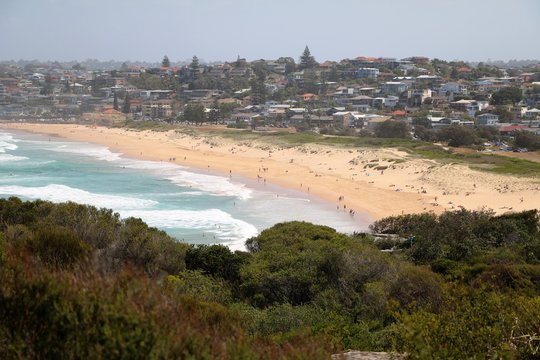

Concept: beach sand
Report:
left=3, top=122, right=539, bottom=221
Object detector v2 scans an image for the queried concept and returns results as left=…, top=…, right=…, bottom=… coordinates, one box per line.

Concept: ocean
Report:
left=0, top=129, right=369, bottom=250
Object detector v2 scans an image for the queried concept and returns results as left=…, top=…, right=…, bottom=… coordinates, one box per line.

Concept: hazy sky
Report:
left=1, top=0, right=539, bottom=63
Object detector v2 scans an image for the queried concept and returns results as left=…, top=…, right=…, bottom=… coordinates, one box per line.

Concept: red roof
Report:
left=103, top=108, right=123, bottom=115
left=392, top=110, right=407, bottom=116
left=498, top=125, right=528, bottom=132
left=355, top=56, right=378, bottom=61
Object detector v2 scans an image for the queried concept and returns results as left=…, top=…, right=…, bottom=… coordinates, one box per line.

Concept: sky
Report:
left=1, top=0, right=539, bottom=63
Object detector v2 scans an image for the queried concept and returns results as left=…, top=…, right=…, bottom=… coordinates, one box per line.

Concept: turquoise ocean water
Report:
left=0, top=129, right=369, bottom=250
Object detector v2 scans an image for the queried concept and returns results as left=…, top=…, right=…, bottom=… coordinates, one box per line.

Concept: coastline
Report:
left=2, top=122, right=539, bottom=221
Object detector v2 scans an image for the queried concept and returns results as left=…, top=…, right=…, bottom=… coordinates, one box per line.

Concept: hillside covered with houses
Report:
left=1, top=49, right=540, bottom=142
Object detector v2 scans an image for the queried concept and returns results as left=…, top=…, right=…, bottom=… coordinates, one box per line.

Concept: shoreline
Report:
left=2, top=122, right=539, bottom=221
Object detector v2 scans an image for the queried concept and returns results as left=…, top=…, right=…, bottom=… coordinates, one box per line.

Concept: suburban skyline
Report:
left=1, top=0, right=539, bottom=64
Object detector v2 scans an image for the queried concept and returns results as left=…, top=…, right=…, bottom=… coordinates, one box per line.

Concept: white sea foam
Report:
left=119, top=208, right=258, bottom=242
left=0, top=154, right=28, bottom=162
left=120, top=157, right=253, bottom=200
left=0, top=184, right=157, bottom=209
left=0, top=133, right=18, bottom=142
left=120, top=159, right=181, bottom=171
left=49, top=143, right=123, bottom=162
left=0, top=141, right=18, bottom=153
left=167, top=171, right=252, bottom=200
left=0, top=132, right=19, bottom=153
left=44, top=139, right=252, bottom=200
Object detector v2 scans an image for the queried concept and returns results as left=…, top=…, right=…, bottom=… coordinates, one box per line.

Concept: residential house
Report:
left=524, top=108, right=540, bottom=119
left=140, top=90, right=173, bottom=101
left=381, top=81, right=409, bottom=95
left=264, top=60, right=286, bottom=74
left=415, top=75, right=443, bottom=88
left=332, top=111, right=356, bottom=127
left=288, top=70, right=304, bottom=84
left=511, top=106, right=528, bottom=119
left=409, top=89, right=432, bottom=107
left=333, top=86, right=355, bottom=97
left=142, top=99, right=174, bottom=119
left=229, top=67, right=251, bottom=78
left=365, top=115, right=392, bottom=130
left=0, top=84, right=10, bottom=105
left=306, top=114, right=335, bottom=127
left=358, top=87, right=377, bottom=96
left=438, top=82, right=468, bottom=100
left=476, top=113, right=499, bottom=126
left=498, top=124, right=529, bottom=136
left=357, top=68, right=379, bottom=79
left=373, top=96, right=399, bottom=109
left=325, top=107, right=346, bottom=115
left=449, top=99, right=488, bottom=117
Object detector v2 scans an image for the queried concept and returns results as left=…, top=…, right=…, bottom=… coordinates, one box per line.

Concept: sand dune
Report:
left=3, top=123, right=539, bottom=221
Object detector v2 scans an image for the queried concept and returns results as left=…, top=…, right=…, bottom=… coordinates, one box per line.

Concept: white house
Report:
left=357, top=68, right=379, bottom=79
left=439, top=82, right=468, bottom=99
left=525, top=108, right=540, bottom=119
left=381, top=82, right=409, bottom=95
left=476, top=113, right=499, bottom=126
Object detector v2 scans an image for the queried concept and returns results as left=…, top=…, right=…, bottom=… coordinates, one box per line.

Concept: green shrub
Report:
left=28, top=225, right=90, bottom=269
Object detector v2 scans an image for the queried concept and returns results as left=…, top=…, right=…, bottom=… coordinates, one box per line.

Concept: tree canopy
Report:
left=183, top=102, right=206, bottom=123
left=189, top=56, right=200, bottom=81
left=161, top=55, right=170, bottom=68
left=374, top=120, right=411, bottom=139
left=491, top=87, right=523, bottom=105
left=122, top=92, right=131, bottom=114
left=299, top=46, right=317, bottom=70
left=2, top=198, right=540, bottom=358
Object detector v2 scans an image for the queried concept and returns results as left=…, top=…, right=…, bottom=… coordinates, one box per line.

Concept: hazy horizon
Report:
left=1, top=0, right=539, bottom=64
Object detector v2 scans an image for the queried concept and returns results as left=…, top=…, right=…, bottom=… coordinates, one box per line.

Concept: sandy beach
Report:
left=2, top=122, right=540, bottom=222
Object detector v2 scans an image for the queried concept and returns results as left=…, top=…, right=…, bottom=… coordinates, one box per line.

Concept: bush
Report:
left=514, top=130, right=540, bottom=150
left=438, top=125, right=480, bottom=147
left=28, top=225, right=90, bottom=269
left=374, top=120, right=411, bottom=139
left=392, top=289, right=540, bottom=359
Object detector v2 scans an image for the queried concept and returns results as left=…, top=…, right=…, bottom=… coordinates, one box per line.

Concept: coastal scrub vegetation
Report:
left=1, top=197, right=540, bottom=358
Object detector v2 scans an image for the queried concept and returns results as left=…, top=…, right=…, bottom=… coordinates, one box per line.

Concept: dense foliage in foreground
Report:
left=1, top=197, right=540, bottom=358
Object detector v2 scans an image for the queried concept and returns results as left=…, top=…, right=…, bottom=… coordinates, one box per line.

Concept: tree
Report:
left=412, top=117, right=432, bottom=129
left=162, top=55, right=170, bottom=68
left=63, top=80, right=71, bottom=94
left=40, top=75, right=54, bottom=95
left=183, top=103, right=206, bottom=124
left=250, top=67, right=267, bottom=105
left=475, top=126, right=499, bottom=141
left=491, top=87, right=522, bottom=105
left=250, top=77, right=267, bottom=105
left=207, top=99, right=220, bottom=123
left=374, top=120, right=411, bottom=139
left=514, top=130, right=540, bottom=150
left=113, top=92, right=119, bottom=111
left=122, top=92, right=131, bottom=114
left=329, top=64, right=339, bottom=82
left=301, top=69, right=319, bottom=94
left=438, top=125, right=479, bottom=147
left=450, top=67, right=459, bottom=80
left=190, top=56, right=200, bottom=81
left=299, top=46, right=317, bottom=70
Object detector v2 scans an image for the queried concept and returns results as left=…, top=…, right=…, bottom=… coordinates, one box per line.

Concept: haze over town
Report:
left=1, top=0, right=539, bottom=63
